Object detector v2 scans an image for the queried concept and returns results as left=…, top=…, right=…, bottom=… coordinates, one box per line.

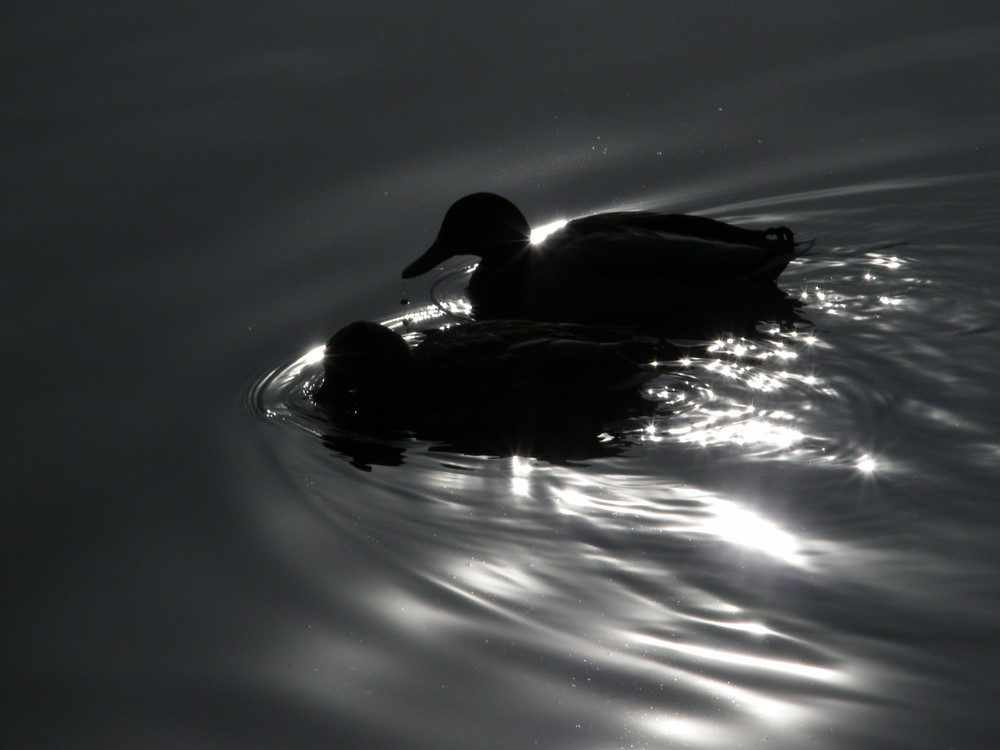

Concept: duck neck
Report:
left=468, top=241, right=531, bottom=315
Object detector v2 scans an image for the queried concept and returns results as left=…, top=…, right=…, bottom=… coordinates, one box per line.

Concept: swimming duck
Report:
left=402, top=193, right=804, bottom=333
left=314, top=319, right=677, bottom=461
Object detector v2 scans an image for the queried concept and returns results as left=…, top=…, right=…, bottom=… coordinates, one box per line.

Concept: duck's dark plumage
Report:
left=402, top=193, right=804, bottom=332
left=315, top=319, right=677, bottom=461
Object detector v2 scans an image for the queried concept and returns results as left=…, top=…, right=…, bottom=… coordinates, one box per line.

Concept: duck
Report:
left=314, top=319, right=678, bottom=461
left=402, top=192, right=805, bottom=334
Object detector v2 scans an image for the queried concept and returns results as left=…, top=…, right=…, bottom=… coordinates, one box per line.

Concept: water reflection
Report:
left=855, top=454, right=879, bottom=474
left=320, top=454, right=873, bottom=747
left=247, top=226, right=937, bottom=745
left=635, top=332, right=824, bottom=461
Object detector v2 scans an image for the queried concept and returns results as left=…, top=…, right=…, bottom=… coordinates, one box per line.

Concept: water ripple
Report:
left=245, top=171, right=1000, bottom=748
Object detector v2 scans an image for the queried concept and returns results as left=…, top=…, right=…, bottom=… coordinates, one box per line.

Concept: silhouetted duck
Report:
left=314, top=320, right=678, bottom=461
left=402, top=193, right=804, bottom=333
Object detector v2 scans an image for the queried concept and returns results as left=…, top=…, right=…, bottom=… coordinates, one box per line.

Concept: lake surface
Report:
left=7, top=3, right=1000, bottom=748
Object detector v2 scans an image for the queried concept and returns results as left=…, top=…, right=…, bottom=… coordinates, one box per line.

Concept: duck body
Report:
left=403, top=193, right=803, bottom=332
left=315, top=319, right=676, bottom=460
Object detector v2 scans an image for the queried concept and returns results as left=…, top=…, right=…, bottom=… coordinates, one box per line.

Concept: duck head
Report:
left=317, top=321, right=412, bottom=400
left=402, top=193, right=532, bottom=279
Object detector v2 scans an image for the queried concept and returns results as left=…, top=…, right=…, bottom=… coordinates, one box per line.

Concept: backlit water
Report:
left=7, top=3, right=1000, bottom=748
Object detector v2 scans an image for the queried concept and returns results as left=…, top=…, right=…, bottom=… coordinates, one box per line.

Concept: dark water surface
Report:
left=7, top=3, right=1000, bottom=748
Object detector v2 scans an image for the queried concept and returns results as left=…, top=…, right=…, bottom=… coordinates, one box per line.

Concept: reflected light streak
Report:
left=508, top=455, right=533, bottom=496
left=802, top=286, right=848, bottom=314
left=787, top=331, right=819, bottom=347
left=770, top=347, right=798, bottom=361
left=746, top=372, right=782, bottom=392
left=869, top=254, right=904, bottom=270
left=510, top=455, right=533, bottom=477
left=644, top=684, right=818, bottom=745
left=705, top=336, right=811, bottom=362
left=681, top=611, right=776, bottom=637
left=877, top=295, right=903, bottom=306
left=668, top=407, right=804, bottom=451
left=268, top=343, right=328, bottom=391
left=716, top=619, right=772, bottom=636
left=632, top=633, right=842, bottom=683
left=627, top=634, right=829, bottom=737
left=695, top=500, right=802, bottom=565
left=553, top=486, right=600, bottom=512
left=441, top=298, right=473, bottom=316
left=856, top=454, right=879, bottom=474
left=647, top=716, right=725, bottom=746
left=510, top=477, right=530, bottom=496
left=302, top=343, right=325, bottom=365
left=382, top=299, right=474, bottom=331
left=381, top=304, right=443, bottom=329
left=558, top=474, right=805, bottom=565
left=439, top=556, right=554, bottom=616
left=530, top=219, right=568, bottom=244
left=373, top=586, right=462, bottom=633
left=645, top=695, right=812, bottom=742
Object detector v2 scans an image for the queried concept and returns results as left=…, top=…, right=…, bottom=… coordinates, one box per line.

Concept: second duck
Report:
left=402, top=192, right=804, bottom=333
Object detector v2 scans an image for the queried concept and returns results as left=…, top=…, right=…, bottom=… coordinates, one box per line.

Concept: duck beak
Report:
left=401, top=238, right=452, bottom=279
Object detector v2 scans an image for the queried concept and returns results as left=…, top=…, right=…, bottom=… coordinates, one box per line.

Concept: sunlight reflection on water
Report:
left=12, top=0, right=1000, bottom=740
left=530, top=218, right=569, bottom=243
left=246, top=187, right=970, bottom=747
left=385, top=456, right=870, bottom=745
left=408, top=497, right=848, bottom=743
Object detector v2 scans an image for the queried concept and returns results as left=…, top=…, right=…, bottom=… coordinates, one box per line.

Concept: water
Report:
left=6, top=3, right=1000, bottom=748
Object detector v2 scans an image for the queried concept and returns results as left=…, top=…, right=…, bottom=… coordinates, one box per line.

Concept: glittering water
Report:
left=8, top=3, right=1000, bottom=749
left=250, top=171, right=1000, bottom=748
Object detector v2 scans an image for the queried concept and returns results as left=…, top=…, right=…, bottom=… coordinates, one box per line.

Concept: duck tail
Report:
left=765, top=223, right=814, bottom=259
left=792, top=237, right=817, bottom=258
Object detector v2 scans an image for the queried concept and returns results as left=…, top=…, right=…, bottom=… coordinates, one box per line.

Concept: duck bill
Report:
left=401, top=239, right=452, bottom=279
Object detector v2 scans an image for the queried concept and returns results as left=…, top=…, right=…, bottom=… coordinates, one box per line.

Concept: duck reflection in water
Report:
left=315, top=320, right=680, bottom=467
left=403, top=193, right=809, bottom=337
